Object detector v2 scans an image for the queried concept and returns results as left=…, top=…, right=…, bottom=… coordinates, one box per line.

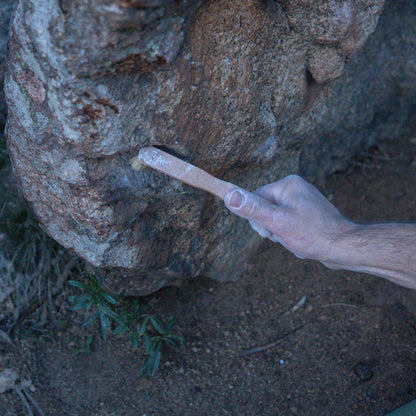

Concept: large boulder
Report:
left=0, top=0, right=16, bottom=129
left=5, top=0, right=416, bottom=295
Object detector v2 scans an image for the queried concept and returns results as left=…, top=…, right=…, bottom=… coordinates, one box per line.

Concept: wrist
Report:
left=324, top=220, right=365, bottom=268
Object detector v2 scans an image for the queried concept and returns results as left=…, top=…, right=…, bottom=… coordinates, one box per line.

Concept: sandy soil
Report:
left=0, top=132, right=416, bottom=416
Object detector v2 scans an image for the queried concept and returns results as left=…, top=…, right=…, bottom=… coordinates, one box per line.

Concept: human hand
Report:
left=224, top=175, right=355, bottom=263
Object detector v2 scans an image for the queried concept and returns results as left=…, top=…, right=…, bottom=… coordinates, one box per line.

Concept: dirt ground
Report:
left=1, top=132, right=416, bottom=416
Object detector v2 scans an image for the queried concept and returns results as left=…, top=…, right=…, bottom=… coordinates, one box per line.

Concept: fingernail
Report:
left=228, top=190, right=245, bottom=209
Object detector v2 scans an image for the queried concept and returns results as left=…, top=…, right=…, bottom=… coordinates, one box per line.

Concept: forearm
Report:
left=224, top=177, right=416, bottom=290
left=326, top=223, right=416, bottom=289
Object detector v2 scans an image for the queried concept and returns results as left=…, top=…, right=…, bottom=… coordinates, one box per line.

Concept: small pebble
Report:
left=20, top=379, right=35, bottom=392
left=0, top=368, right=18, bottom=394
left=353, top=362, right=373, bottom=381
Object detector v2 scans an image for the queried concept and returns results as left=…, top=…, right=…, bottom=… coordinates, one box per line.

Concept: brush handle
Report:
left=138, top=147, right=236, bottom=200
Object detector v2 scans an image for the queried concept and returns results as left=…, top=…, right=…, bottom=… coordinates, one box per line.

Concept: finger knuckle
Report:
left=247, top=198, right=259, bottom=220
left=282, top=175, right=308, bottom=196
left=286, top=174, right=303, bottom=186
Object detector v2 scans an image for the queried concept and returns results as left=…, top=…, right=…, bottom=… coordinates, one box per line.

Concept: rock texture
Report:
left=0, top=0, right=16, bottom=129
left=4, top=0, right=416, bottom=294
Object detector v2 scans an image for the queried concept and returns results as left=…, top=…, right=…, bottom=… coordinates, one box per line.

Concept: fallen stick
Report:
left=239, top=326, right=304, bottom=357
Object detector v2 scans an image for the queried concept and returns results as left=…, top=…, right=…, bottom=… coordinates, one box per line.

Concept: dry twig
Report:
left=239, top=326, right=304, bottom=357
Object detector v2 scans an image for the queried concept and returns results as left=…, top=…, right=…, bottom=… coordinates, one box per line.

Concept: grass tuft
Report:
left=0, top=204, right=81, bottom=332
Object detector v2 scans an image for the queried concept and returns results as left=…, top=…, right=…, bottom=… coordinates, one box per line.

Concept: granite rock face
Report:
left=5, top=0, right=416, bottom=294
left=0, top=0, right=16, bottom=129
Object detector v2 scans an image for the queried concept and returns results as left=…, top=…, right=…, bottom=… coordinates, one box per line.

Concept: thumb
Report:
left=224, top=188, right=281, bottom=234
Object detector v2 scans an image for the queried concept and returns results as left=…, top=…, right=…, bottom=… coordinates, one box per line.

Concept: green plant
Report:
left=113, top=300, right=147, bottom=350
left=68, top=274, right=119, bottom=340
left=73, top=335, right=94, bottom=354
left=114, top=302, right=185, bottom=375
left=69, top=274, right=185, bottom=375
left=140, top=315, right=184, bottom=376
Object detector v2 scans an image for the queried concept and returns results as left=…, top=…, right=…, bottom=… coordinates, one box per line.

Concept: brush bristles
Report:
left=130, top=156, right=146, bottom=171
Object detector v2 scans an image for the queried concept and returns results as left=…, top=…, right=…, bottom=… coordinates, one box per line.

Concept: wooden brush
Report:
left=131, top=146, right=237, bottom=200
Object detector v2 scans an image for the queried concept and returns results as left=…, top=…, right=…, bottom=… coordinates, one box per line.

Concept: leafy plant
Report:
left=113, top=300, right=147, bottom=350
left=73, top=335, right=94, bottom=354
left=140, top=315, right=184, bottom=376
left=69, top=274, right=185, bottom=375
left=68, top=274, right=119, bottom=340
